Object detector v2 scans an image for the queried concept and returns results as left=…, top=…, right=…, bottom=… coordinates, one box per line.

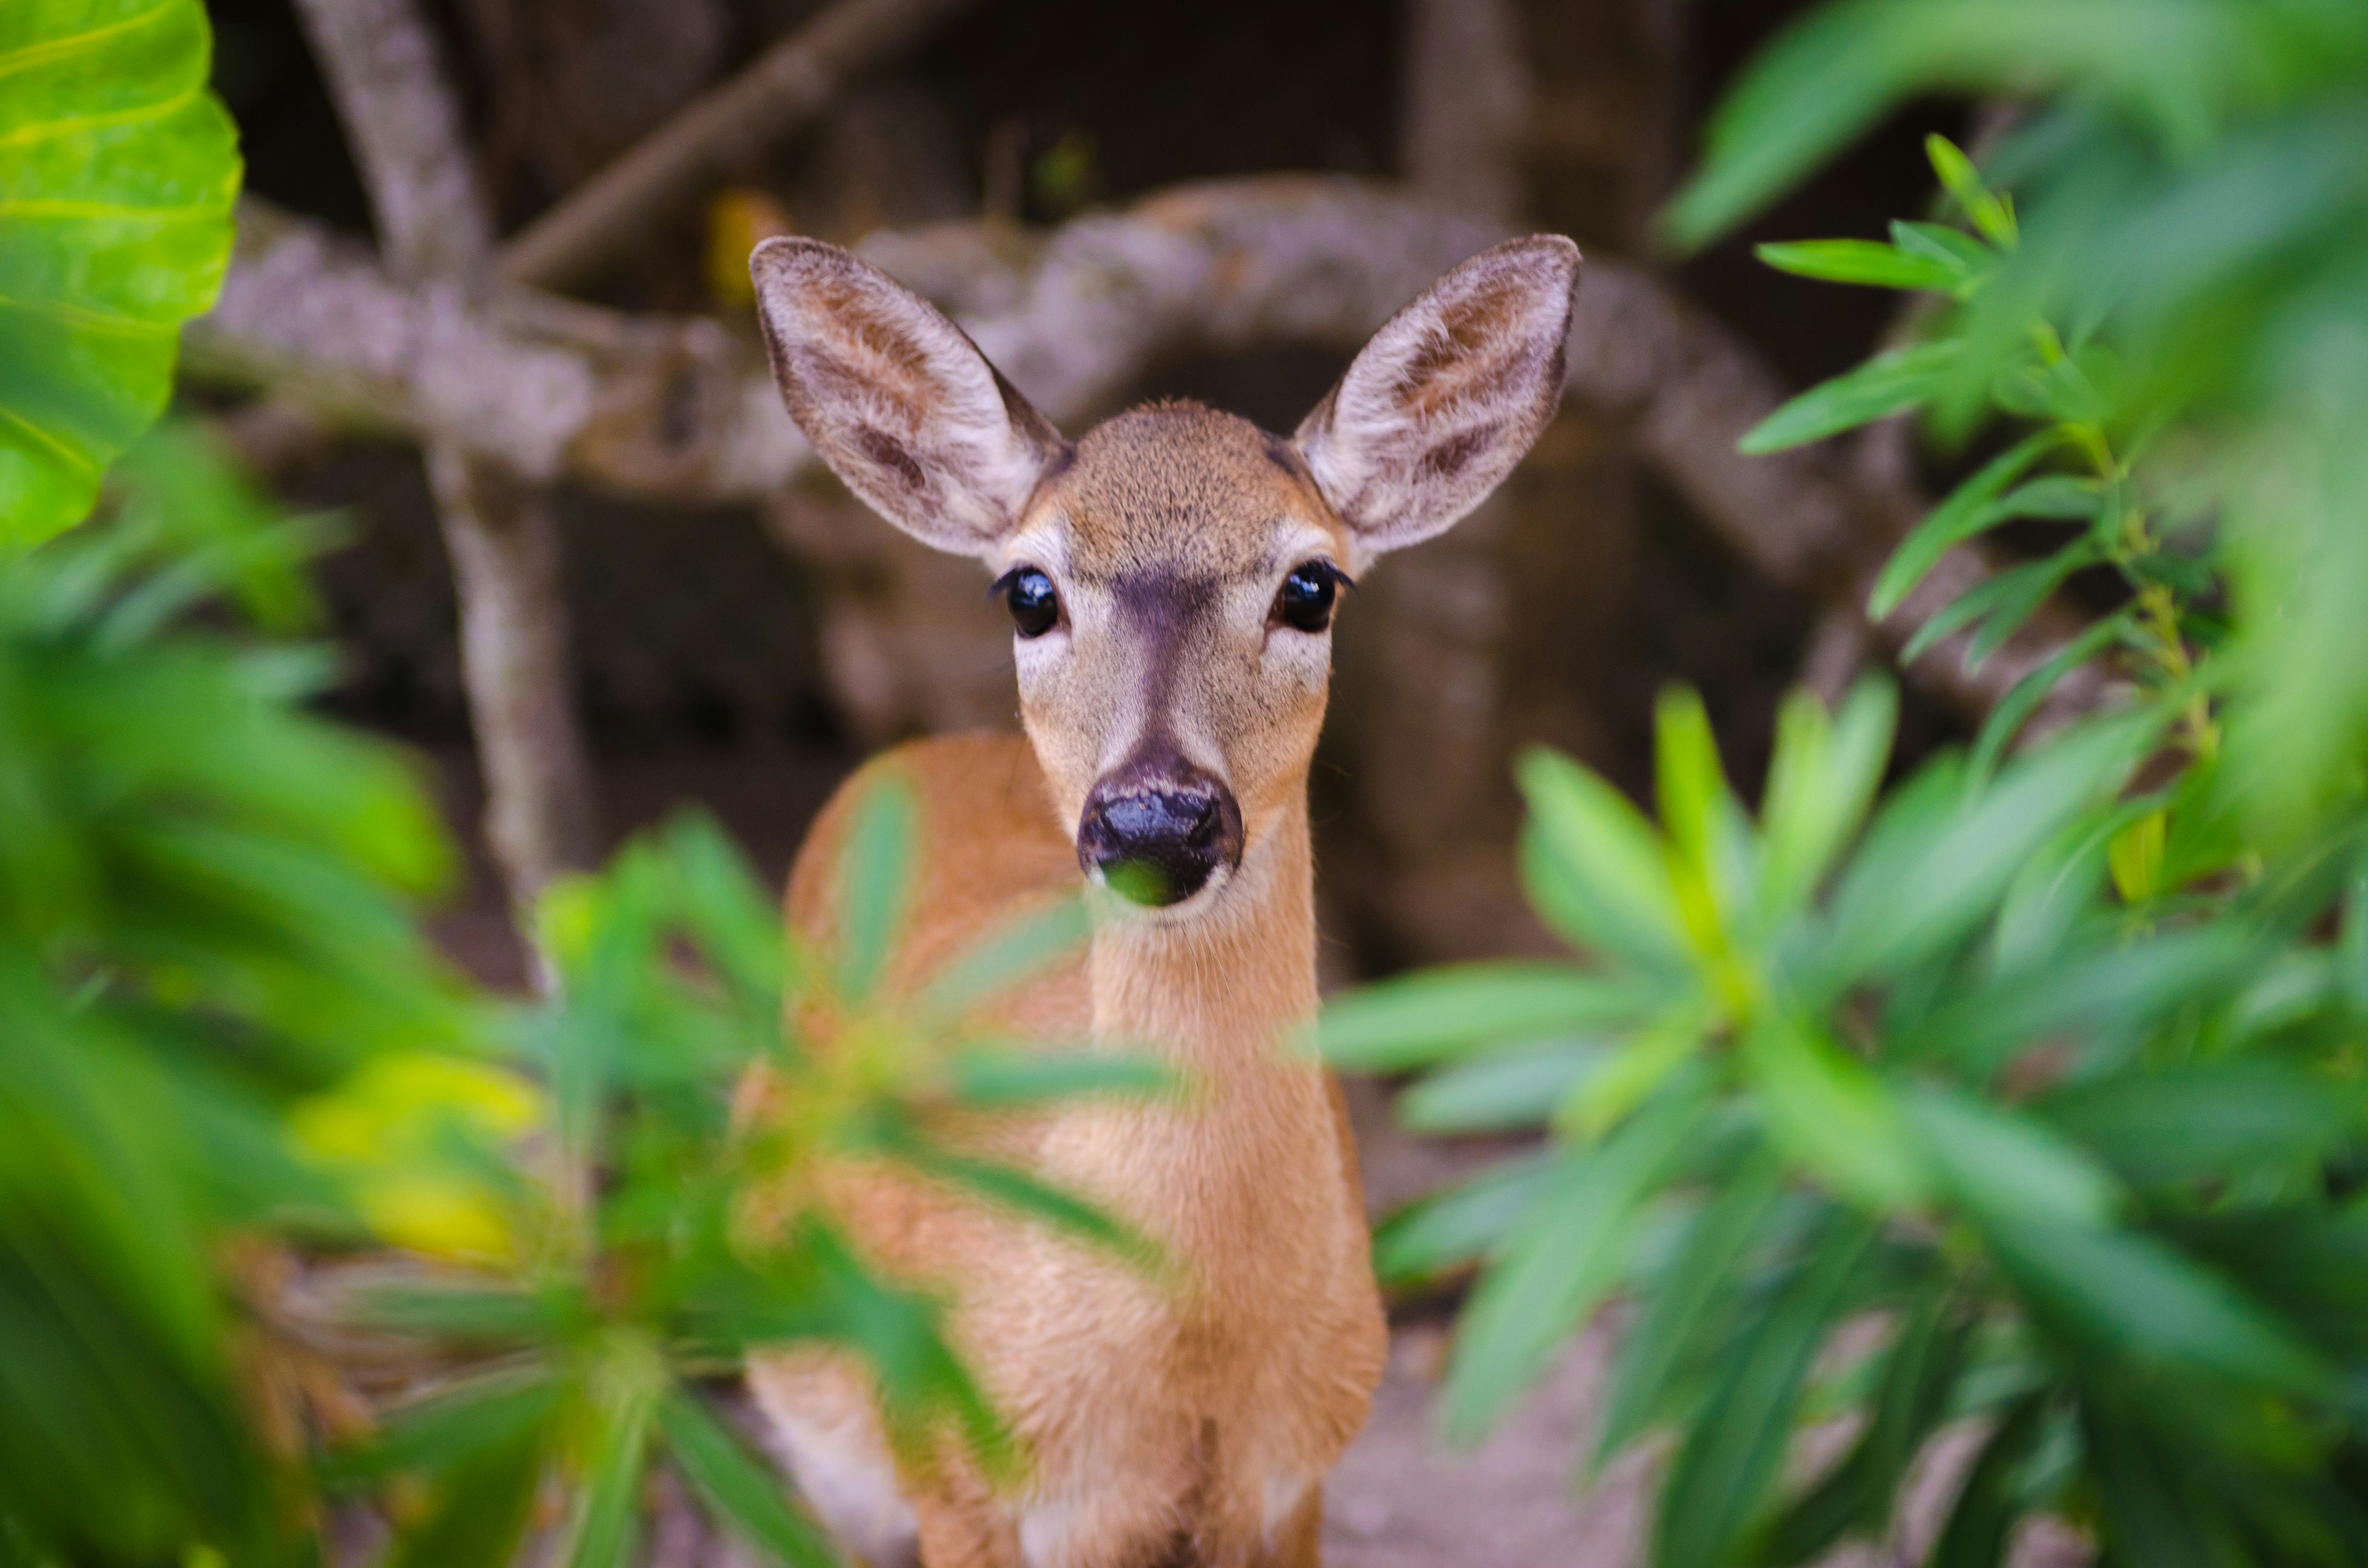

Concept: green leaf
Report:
left=1743, top=1017, right=1927, bottom=1212
left=1516, top=748, right=1688, bottom=966
left=1870, top=430, right=2064, bottom=620
left=1965, top=616, right=2131, bottom=782
left=835, top=773, right=916, bottom=1004
left=1739, top=341, right=1962, bottom=455
left=659, top=1389, right=837, bottom=1568
left=1319, top=962, right=1656, bottom=1073
left=1556, top=999, right=1714, bottom=1139
left=2039, top=1061, right=2361, bottom=1188
left=0, top=0, right=240, bottom=546
left=1441, top=1083, right=1706, bottom=1441
left=1825, top=713, right=2150, bottom=981
left=383, top=1424, right=546, bottom=1568
left=1654, top=1215, right=1875, bottom=1568
left=1983, top=1215, right=2327, bottom=1396
left=1926, top=134, right=2018, bottom=248
left=1758, top=1292, right=1971, bottom=1564
left=1902, top=1085, right=2120, bottom=1228
left=1753, top=239, right=1965, bottom=293
left=1900, top=540, right=2102, bottom=671
left=939, top=1046, right=1175, bottom=1109
left=563, top=1364, right=661, bottom=1568
left=1655, top=686, right=1754, bottom=939
left=1929, top=1394, right=2048, bottom=1568
left=1757, top=677, right=1897, bottom=928
left=897, top=1144, right=1160, bottom=1273
left=1593, top=1154, right=1785, bottom=1468
left=1397, top=1040, right=1611, bottom=1135
left=1372, top=1150, right=1560, bottom=1283
left=911, top=893, right=1090, bottom=1024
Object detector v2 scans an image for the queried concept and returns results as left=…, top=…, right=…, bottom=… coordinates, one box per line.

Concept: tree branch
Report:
left=493, top=0, right=986, bottom=292
left=195, top=176, right=2103, bottom=724
left=290, top=0, right=598, bottom=922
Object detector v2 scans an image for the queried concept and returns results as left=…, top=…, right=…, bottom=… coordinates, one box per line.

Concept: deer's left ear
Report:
left=1292, top=235, right=1580, bottom=559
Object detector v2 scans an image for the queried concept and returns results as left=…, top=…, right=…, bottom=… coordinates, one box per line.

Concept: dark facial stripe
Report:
left=1113, top=572, right=1217, bottom=760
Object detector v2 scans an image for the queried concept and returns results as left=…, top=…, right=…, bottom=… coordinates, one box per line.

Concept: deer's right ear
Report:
left=752, top=237, right=1069, bottom=559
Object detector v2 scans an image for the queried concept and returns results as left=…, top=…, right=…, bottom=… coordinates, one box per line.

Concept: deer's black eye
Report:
left=1273, top=561, right=1344, bottom=633
left=1001, top=567, right=1060, bottom=638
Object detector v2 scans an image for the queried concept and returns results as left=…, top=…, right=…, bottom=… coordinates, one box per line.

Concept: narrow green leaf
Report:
left=1889, top=220, right=1996, bottom=279
left=1593, top=1154, right=1785, bottom=1468
left=384, top=1424, right=546, bottom=1568
left=1925, top=135, right=2018, bottom=248
left=1320, top=963, right=1658, bottom=1073
left=1516, top=748, right=1689, bottom=966
left=1902, top=1085, right=2120, bottom=1228
left=1442, top=1085, right=1706, bottom=1441
left=1901, top=541, right=2100, bottom=672
left=1397, top=1040, right=1611, bottom=1135
left=836, top=774, right=916, bottom=1004
left=1558, top=999, right=1714, bottom=1139
left=1744, top=1018, right=1927, bottom=1212
left=2040, top=1061, right=2361, bottom=1188
left=1373, top=1151, right=1561, bottom=1283
left=1740, top=342, right=1962, bottom=456
left=659, top=1389, right=837, bottom=1568
left=911, top=893, right=1090, bottom=1024
left=564, top=1372, right=660, bottom=1568
left=1870, top=430, right=2064, bottom=620
left=900, top=1146, right=1160, bottom=1273
left=1929, top=1394, right=2048, bottom=1568
left=1753, top=239, right=1964, bottom=293
left=1965, top=617, right=2131, bottom=782
left=1827, top=713, right=2151, bottom=981
left=1655, top=1215, right=1875, bottom=1568
left=1984, top=1215, right=2327, bottom=1395
left=1758, top=1292, right=1970, bottom=1564
left=939, top=1046, right=1175, bottom=1108
left=1758, top=678, right=1897, bottom=927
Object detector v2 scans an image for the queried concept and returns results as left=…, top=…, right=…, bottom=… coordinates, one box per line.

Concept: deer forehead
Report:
left=1008, top=402, right=1346, bottom=586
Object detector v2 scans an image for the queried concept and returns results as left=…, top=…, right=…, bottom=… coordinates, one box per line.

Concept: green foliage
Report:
left=0, top=434, right=465, bottom=1564
left=316, top=784, right=1154, bottom=1568
left=1331, top=11, right=2368, bottom=1562
left=0, top=0, right=240, bottom=549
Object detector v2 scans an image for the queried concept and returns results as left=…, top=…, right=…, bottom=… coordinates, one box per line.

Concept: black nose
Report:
left=1078, top=771, right=1244, bottom=906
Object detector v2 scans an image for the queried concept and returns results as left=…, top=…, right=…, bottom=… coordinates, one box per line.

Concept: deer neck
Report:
left=1086, top=795, right=1319, bottom=1077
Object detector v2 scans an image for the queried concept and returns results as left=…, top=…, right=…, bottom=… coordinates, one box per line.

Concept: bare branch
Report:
left=289, top=0, right=490, bottom=278
left=196, top=176, right=2103, bottom=723
left=494, top=0, right=986, bottom=292
left=290, top=0, right=598, bottom=919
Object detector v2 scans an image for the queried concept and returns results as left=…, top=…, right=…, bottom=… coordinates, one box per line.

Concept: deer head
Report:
left=752, top=233, right=1581, bottom=915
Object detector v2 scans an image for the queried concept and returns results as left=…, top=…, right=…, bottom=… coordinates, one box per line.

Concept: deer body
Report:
left=744, top=232, right=1582, bottom=1568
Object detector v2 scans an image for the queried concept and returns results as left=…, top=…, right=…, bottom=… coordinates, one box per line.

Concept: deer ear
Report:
left=1293, top=235, right=1580, bottom=557
left=752, top=237, right=1069, bottom=559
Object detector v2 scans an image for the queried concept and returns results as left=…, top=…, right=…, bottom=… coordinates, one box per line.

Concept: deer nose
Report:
left=1077, top=772, right=1244, bottom=906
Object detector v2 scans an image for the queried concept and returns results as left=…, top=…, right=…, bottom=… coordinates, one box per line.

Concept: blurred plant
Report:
left=0, top=0, right=240, bottom=548
left=1326, top=5, right=2368, bottom=1565
left=311, top=788, right=1161, bottom=1568
left=0, top=430, right=467, bottom=1564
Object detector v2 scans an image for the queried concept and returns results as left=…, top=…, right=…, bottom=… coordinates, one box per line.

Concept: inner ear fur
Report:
left=751, top=236, right=1069, bottom=558
left=1292, top=234, right=1581, bottom=558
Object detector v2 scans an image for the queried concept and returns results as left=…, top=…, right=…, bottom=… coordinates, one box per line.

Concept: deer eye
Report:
left=1000, top=567, right=1060, bottom=638
left=1273, top=561, right=1346, bottom=633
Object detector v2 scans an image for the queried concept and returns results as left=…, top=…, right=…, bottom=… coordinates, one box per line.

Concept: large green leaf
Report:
left=0, top=0, right=240, bottom=547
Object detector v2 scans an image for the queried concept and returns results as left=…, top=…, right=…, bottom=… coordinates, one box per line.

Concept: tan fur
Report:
left=745, top=234, right=1581, bottom=1568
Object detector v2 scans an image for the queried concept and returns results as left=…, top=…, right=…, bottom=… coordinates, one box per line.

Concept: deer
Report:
left=740, top=228, right=1582, bottom=1568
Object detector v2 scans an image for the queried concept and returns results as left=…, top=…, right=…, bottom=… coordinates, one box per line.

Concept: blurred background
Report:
left=195, top=0, right=1975, bottom=990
